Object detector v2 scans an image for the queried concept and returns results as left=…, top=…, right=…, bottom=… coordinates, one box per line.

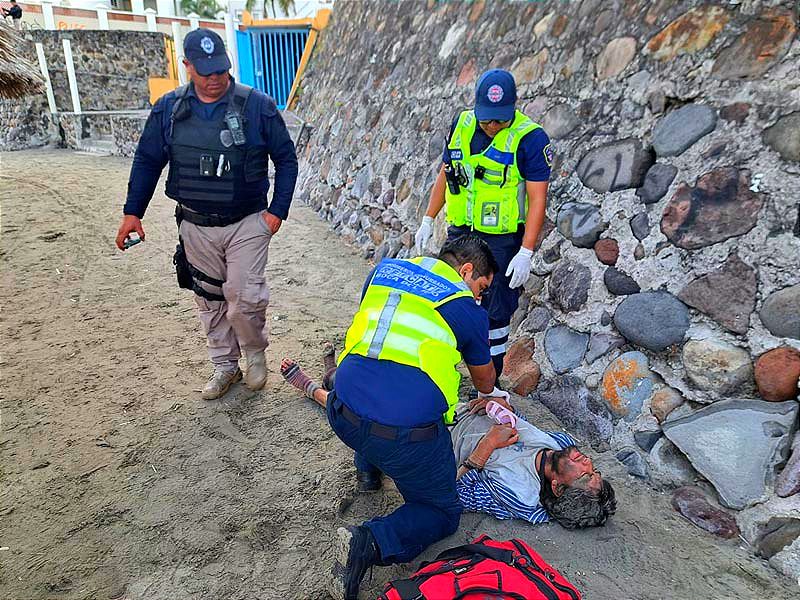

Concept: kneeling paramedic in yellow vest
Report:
left=415, top=69, right=552, bottom=384
left=326, top=235, right=508, bottom=599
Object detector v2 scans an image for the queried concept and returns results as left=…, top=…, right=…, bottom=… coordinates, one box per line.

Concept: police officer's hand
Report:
left=485, top=424, right=519, bottom=449
left=115, top=215, right=145, bottom=250
left=506, top=247, right=534, bottom=289
left=414, top=216, right=434, bottom=255
left=263, top=211, right=282, bottom=235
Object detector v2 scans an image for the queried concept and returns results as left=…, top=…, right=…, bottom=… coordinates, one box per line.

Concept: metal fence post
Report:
left=96, top=4, right=109, bottom=30
left=144, top=8, right=157, bottom=32
left=35, top=42, right=58, bottom=114
left=172, top=21, right=187, bottom=84
left=62, top=39, right=82, bottom=114
left=188, top=13, right=200, bottom=30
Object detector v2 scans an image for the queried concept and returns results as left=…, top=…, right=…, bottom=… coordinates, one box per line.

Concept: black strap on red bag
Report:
left=380, top=535, right=581, bottom=600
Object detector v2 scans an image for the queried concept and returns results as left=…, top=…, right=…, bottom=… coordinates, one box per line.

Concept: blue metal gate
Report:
left=240, top=28, right=310, bottom=109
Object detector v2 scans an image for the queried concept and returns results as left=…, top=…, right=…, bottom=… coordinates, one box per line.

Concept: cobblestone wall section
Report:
left=0, top=30, right=167, bottom=152
left=294, top=0, right=800, bottom=576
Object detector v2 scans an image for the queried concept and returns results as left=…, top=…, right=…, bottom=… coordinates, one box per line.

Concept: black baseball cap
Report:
left=183, top=28, right=231, bottom=76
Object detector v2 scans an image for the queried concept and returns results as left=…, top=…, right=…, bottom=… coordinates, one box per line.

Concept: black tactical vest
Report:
left=165, top=83, right=269, bottom=216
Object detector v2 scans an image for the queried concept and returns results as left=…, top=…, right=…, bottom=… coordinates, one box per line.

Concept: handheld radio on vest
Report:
left=444, top=161, right=460, bottom=195
left=224, top=111, right=247, bottom=146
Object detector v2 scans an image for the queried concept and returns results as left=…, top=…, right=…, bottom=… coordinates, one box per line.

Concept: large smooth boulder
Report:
left=636, top=163, right=678, bottom=204
left=556, top=202, right=606, bottom=248
left=601, top=351, right=654, bottom=420
left=645, top=6, right=730, bottom=60
left=613, top=292, right=689, bottom=352
left=662, top=399, right=799, bottom=509
left=682, top=338, right=753, bottom=396
left=754, top=347, right=800, bottom=402
left=661, top=167, right=763, bottom=250
left=763, top=112, right=800, bottom=163
left=759, top=284, right=800, bottom=340
left=603, top=267, right=641, bottom=296
left=529, top=376, right=614, bottom=447
left=544, top=325, right=589, bottom=375
left=595, top=37, right=637, bottom=80
left=652, top=105, right=717, bottom=157
left=677, top=254, right=757, bottom=335
left=712, top=10, right=796, bottom=80
left=548, top=260, right=591, bottom=313
left=576, top=138, right=653, bottom=193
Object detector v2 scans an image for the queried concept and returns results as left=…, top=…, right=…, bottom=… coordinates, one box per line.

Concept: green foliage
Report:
left=180, top=0, right=219, bottom=19
left=244, top=0, right=295, bottom=17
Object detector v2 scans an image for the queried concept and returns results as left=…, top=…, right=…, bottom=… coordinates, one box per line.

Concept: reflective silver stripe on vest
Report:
left=420, top=257, right=437, bottom=270
left=367, top=291, right=402, bottom=359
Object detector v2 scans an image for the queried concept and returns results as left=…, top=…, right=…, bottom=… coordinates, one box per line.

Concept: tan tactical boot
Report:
left=202, top=367, right=242, bottom=400
left=244, top=351, right=268, bottom=391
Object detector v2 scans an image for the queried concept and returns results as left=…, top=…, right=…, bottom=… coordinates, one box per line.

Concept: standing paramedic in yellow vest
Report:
left=415, top=69, right=552, bottom=383
left=325, top=235, right=510, bottom=600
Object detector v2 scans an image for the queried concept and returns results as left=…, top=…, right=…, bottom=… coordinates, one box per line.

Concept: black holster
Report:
left=173, top=206, right=226, bottom=302
left=173, top=240, right=194, bottom=291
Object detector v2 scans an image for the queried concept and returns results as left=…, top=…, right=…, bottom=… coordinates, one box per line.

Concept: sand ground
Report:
left=0, top=149, right=795, bottom=599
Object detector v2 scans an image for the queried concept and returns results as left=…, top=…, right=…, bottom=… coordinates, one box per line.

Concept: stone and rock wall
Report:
left=0, top=30, right=167, bottom=152
left=293, top=0, right=800, bottom=578
left=30, top=29, right=168, bottom=112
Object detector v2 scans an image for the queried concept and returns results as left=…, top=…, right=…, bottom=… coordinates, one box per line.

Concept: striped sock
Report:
left=280, top=359, right=320, bottom=400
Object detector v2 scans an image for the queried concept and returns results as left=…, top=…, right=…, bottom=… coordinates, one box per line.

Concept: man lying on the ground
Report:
left=452, top=401, right=616, bottom=529
left=281, top=357, right=616, bottom=530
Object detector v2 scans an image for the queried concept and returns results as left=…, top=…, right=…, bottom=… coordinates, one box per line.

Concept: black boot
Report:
left=329, top=525, right=380, bottom=600
left=356, top=470, right=382, bottom=493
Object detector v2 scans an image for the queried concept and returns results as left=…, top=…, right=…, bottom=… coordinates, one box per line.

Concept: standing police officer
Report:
left=115, top=28, right=298, bottom=399
left=415, top=69, right=551, bottom=382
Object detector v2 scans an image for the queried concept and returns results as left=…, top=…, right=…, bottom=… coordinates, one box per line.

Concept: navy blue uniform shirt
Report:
left=443, top=113, right=552, bottom=182
left=335, top=266, right=492, bottom=428
left=123, top=79, right=298, bottom=219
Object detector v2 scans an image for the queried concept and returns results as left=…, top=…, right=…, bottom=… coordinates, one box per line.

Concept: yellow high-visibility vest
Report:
left=339, top=257, right=474, bottom=424
left=445, top=109, right=541, bottom=234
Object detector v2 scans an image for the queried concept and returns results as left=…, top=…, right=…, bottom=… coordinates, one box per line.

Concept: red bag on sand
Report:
left=379, top=534, right=581, bottom=600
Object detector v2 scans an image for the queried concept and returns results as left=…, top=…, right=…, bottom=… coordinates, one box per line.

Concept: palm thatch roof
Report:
left=0, top=25, right=45, bottom=99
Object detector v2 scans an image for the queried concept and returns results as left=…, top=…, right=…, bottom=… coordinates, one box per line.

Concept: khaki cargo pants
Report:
left=180, top=210, right=272, bottom=372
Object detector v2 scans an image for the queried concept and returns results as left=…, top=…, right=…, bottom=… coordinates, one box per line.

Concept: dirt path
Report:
left=0, top=149, right=795, bottom=600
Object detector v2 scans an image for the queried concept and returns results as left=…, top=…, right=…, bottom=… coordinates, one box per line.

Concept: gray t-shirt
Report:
left=452, top=408, right=563, bottom=508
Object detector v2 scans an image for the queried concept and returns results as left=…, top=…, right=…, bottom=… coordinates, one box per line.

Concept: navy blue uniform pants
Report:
left=446, top=225, right=524, bottom=380
left=327, top=393, right=462, bottom=565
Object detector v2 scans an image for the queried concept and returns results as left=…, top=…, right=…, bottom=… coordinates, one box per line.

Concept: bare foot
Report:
left=322, top=341, right=336, bottom=372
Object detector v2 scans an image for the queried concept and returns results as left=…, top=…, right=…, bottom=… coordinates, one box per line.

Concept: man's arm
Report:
left=456, top=423, right=519, bottom=479
left=261, top=102, right=298, bottom=234
left=520, top=181, right=548, bottom=251
left=116, top=99, right=169, bottom=249
left=466, top=361, right=496, bottom=396
left=424, top=165, right=447, bottom=219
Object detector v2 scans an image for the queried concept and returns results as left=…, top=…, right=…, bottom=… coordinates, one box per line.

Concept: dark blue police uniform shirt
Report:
left=123, top=79, right=298, bottom=220
left=335, top=266, right=492, bottom=428
left=443, top=113, right=552, bottom=182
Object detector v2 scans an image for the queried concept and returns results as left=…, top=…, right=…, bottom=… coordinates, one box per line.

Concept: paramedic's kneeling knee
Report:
left=540, top=479, right=617, bottom=530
